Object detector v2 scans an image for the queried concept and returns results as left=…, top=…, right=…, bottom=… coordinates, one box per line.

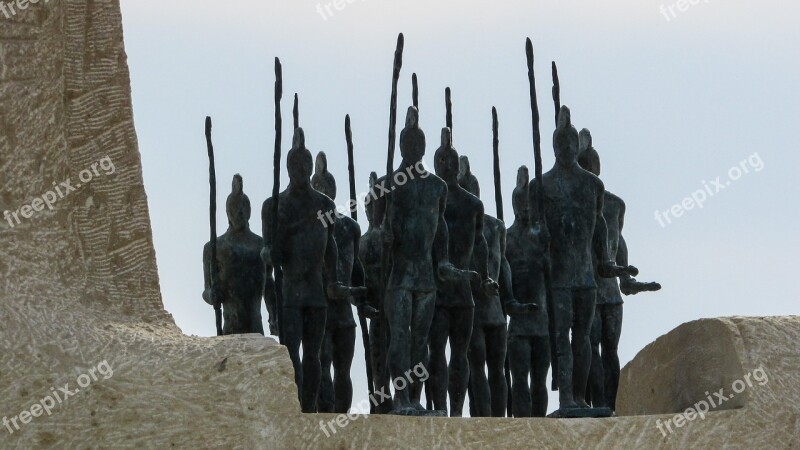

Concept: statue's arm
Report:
left=473, top=205, right=490, bottom=282
left=202, top=242, right=214, bottom=306
left=324, top=220, right=339, bottom=285
left=352, top=224, right=365, bottom=288
left=434, top=188, right=450, bottom=270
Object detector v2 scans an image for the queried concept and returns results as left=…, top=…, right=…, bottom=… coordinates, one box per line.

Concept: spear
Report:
left=445, top=87, right=453, bottom=136
left=552, top=62, right=561, bottom=126
left=491, top=107, right=513, bottom=416
left=293, top=93, right=299, bottom=131
left=412, top=73, right=419, bottom=109
left=346, top=114, right=375, bottom=411
left=205, top=116, right=223, bottom=337
left=492, top=107, right=503, bottom=222
left=272, top=58, right=285, bottom=345
left=526, top=38, right=558, bottom=391
left=380, top=33, right=404, bottom=412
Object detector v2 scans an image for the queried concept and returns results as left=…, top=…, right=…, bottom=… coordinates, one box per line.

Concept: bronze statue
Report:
left=578, top=129, right=661, bottom=412
left=202, top=175, right=266, bottom=335
left=505, top=166, right=549, bottom=417
left=262, top=128, right=364, bottom=413
left=458, top=156, right=512, bottom=417
left=311, top=151, right=363, bottom=414
left=529, top=107, right=637, bottom=413
left=429, top=128, right=497, bottom=417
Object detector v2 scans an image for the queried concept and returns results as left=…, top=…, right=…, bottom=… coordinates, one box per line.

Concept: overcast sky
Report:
left=119, top=0, right=799, bottom=415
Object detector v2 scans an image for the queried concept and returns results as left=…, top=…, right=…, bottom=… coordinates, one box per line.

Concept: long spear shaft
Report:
left=412, top=73, right=419, bottom=109
left=293, top=93, right=299, bottom=131
left=272, top=58, right=285, bottom=345
left=205, top=116, right=223, bottom=337
left=491, top=107, right=513, bottom=416
left=445, top=87, right=453, bottom=134
left=492, top=107, right=503, bottom=222
left=380, top=34, right=404, bottom=412
left=552, top=62, right=561, bottom=126
left=526, top=38, right=558, bottom=392
left=346, top=115, right=375, bottom=411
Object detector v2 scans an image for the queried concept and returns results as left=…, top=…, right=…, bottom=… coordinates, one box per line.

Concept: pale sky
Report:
left=119, top=0, right=799, bottom=415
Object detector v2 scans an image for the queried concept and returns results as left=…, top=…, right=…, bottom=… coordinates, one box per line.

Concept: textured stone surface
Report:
left=1, top=2, right=799, bottom=449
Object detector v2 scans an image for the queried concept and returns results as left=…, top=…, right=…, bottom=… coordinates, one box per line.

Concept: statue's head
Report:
left=226, top=174, right=251, bottom=231
left=400, top=106, right=426, bottom=164
left=287, top=128, right=313, bottom=186
left=458, top=155, right=480, bottom=197
left=434, top=128, right=459, bottom=183
left=365, top=171, right=378, bottom=225
left=553, top=105, right=579, bottom=167
left=577, top=128, right=600, bottom=176
left=578, top=145, right=601, bottom=177
left=512, top=165, right=529, bottom=222
left=311, top=151, right=337, bottom=199
left=579, top=128, right=593, bottom=153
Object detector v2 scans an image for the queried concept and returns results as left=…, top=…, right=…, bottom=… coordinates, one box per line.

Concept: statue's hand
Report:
left=620, top=278, right=662, bottom=296
left=268, top=321, right=279, bottom=337
left=359, top=304, right=380, bottom=320
left=349, top=286, right=368, bottom=298
left=482, top=278, right=499, bottom=297
left=383, top=227, right=394, bottom=249
left=202, top=288, right=222, bottom=307
left=260, top=246, right=272, bottom=266
left=533, top=220, right=550, bottom=245
left=327, top=283, right=367, bottom=300
left=507, top=300, right=538, bottom=315
left=599, top=261, right=639, bottom=278
left=438, top=262, right=479, bottom=282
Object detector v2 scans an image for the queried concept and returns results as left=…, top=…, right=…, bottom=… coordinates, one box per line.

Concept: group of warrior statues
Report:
left=201, top=35, right=661, bottom=418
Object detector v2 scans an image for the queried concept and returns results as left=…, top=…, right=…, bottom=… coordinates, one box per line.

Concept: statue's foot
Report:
left=574, top=398, right=591, bottom=409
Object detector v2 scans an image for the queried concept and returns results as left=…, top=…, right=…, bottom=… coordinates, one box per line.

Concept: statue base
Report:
left=548, top=407, right=614, bottom=419
left=391, top=407, right=448, bottom=417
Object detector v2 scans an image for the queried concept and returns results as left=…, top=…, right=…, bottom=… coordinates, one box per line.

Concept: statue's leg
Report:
left=317, top=325, right=335, bottom=413
left=282, top=307, right=304, bottom=407
left=509, top=335, right=532, bottom=417
left=448, top=307, right=474, bottom=417
left=551, top=288, right=576, bottom=408
left=468, top=324, right=490, bottom=417
left=410, top=290, right=435, bottom=407
left=571, top=289, right=596, bottom=407
left=264, top=267, right=278, bottom=336
left=369, top=316, right=393, bottom=413
left=386, top=288, right=413, bottom=409
left=429, top=306, right=450, bottom=412
left=531, top=334, right=551, bottom=417
left=486, top=324, right=508, bottom=417
left=333, top=326, right=356, bottom=413
left=587, top=306, right=605, bottom=407
left=301, top=307, right=327, bottom=413
left=601, top=304, right=623, bottom=411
